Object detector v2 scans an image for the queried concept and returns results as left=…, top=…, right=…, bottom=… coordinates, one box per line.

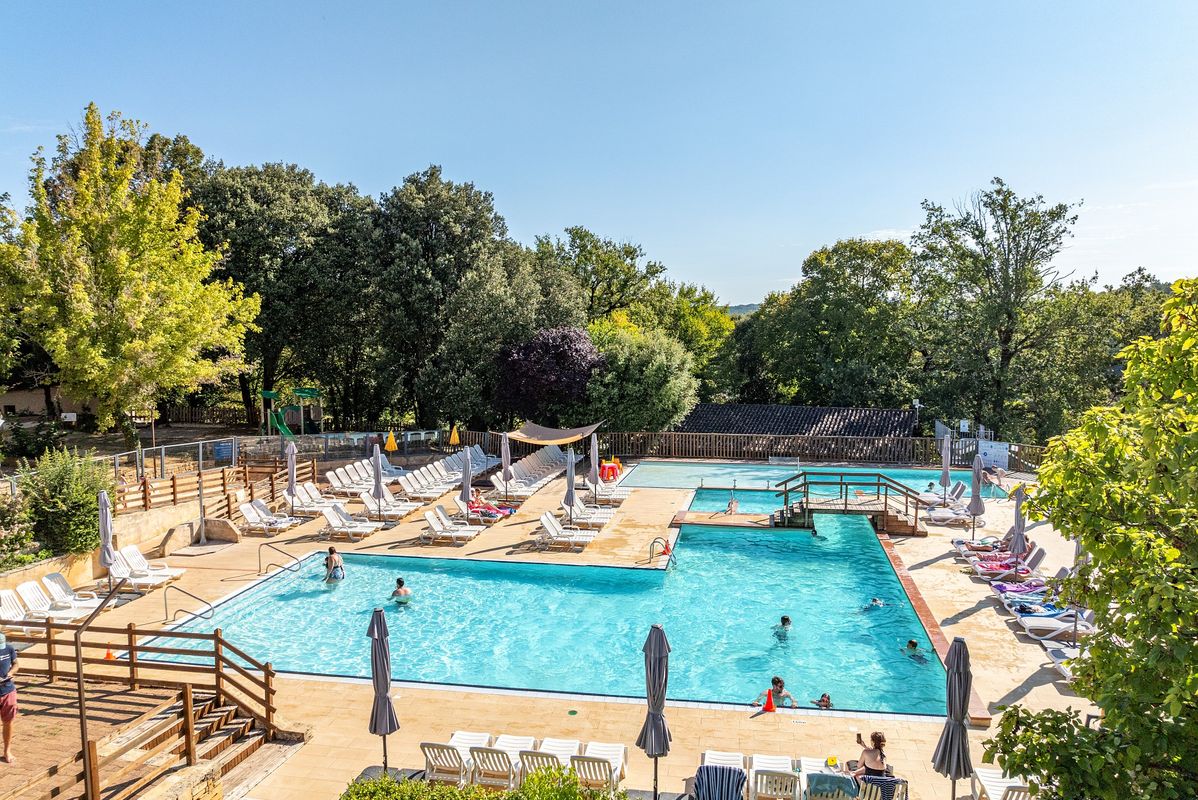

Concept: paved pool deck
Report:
left=44, top=469, right=1090, bottom=800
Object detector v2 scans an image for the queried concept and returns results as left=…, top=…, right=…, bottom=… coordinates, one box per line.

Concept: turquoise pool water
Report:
left=150, top=522, right=946, bottom=715
left=690, top=488, right=785, bottom=514
left=624, top=460, right=1001, bottom=497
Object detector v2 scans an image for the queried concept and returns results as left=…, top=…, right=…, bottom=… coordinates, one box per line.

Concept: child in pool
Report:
left=392, top=577, right=413, bottom=603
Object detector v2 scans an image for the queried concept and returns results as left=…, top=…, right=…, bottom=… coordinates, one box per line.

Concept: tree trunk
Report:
left=42, top=385, right=58, bottom=419
left=238, top=373, right=257, bottom=427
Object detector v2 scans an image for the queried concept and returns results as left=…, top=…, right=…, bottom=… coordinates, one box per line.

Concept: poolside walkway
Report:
left=25, top=473, right=1094, bottom=800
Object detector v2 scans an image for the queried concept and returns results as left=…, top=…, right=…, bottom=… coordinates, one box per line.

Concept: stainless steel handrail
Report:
left=258, top=542, right=303, bottom=576
left=164, top=584, right=216, bottom=622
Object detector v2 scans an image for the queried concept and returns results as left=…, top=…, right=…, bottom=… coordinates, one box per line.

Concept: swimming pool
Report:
left=690, top=488, right=783, bottom=514
left=623, top=460, right=1001, bottom=497
left=150, top=522, right=946, bottom=715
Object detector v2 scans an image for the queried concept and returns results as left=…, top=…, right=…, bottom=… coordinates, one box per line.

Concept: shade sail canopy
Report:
left=507, top=421, right=604, bottom=446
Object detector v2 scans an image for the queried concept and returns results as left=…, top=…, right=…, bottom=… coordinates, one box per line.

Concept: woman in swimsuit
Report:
left=851, top=731, right=888, bottom=778
left=324, top=547, right=345, bottom=582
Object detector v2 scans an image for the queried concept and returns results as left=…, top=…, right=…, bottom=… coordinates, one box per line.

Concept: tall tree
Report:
left=631, top=281, right=734, bottom=401
left=986, top=279, right=1198, bottom=799
left=585, top=325, right=698, bottom=431
left=495, top=327, right=603, bottom=426
left=2, top=104, right=258, bottom=438
left=191, top=163, right=332, bottom=423
left=374, top=166, right=507, bottom=426
left=535, top=226, right=666, bottom=321
left=913, top=178, right=1079, bottom=438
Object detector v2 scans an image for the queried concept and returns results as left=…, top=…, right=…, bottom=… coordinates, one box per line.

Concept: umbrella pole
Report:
left=382, top=734, right=388, bottom=773
left=653, top=756, right=659, bottom=800
left=951, top=777, right=956, bottom=799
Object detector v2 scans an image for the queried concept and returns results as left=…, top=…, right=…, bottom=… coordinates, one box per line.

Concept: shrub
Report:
left=18, top=449, right=114, bottom=556
left=342, top=768, right=625, bottom=800
left=0, top=491, right=45, bottom=571
left=4, top=417, right=66, bottom=459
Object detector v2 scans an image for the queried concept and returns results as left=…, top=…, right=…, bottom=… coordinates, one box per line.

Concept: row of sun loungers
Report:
left=488, top=446, right=570, bottom=499
left=421, top=731, right=625, bottom=792
left=698, top=750, right=908, bottom=800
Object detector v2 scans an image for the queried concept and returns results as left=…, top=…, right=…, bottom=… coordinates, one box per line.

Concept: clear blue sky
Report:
left=3, top=1, right=1196, bottom=303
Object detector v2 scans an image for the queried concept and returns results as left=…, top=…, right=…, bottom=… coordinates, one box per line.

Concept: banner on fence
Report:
left=976, top=439, right=1010, bottom=470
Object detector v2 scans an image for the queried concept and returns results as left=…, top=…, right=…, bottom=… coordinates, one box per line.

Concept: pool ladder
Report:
left=649, top=536, right=677, bottom=567
left=164, top=584, right=216, bottom=623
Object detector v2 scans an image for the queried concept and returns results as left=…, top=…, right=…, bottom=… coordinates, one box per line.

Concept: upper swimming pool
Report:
left=151, top=522, right=946, bottom=715
left=622, top=460, right=1002, bottom=497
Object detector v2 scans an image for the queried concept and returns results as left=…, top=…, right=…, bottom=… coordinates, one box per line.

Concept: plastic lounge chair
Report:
left=583, top=741, right=626, bottom=780
left=493, top=734, right=536, bottom=761
left=108, top=554, right=173, bottom=591
left=119, top=546, right=185, bottom=580
left=319, top=507, right=373, bottom=541
left=571, top=755, right=620, bottom=793
left=251, top=499, right=302, bottom=527
left=519, top=749, right=562, bottom=778
left=693, top=764, right=748, bottom=800
left=1020, top=609, right=1096, bottom=640
left=859, top=776, right=908, bottom=800
left=562, top=499, right=614, bottom=528
left=471, top=747, right=521, bottom=790
left=971, top=766, right=1031, bottom=799
left=333, top=504, right=385, bottom=530
left=435, top=506, right=486, bottom=533
left=537, top=513, right=597, bottom=551
left=401, top=474, right=448, bottom=501
left=750, top=770, right=799, bottom=800
left=490, top=474, right=535, bottom=498
left=41, top=573, right=104, bottom=613
left=976, top=548, right=1046, bottom=581
left=422, top=512, right=478, bottom=545
left=16, top=581, right=89, bottom=622
left=0, top=590, right=45, bottom=632
left=537, top=738, right=580, bottom=765
left=240, top=503, right=286, bottom=536
left=358, top=491, right=415, bottom=520
left=302, top=482, right=339, bottom=506
left=323, top=470, right=359, bottom=496
left=422, top=742, right=471, bottom=786
left=702, top=751, right=747, bottom=768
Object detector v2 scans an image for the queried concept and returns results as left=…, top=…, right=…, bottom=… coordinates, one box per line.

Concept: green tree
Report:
left=631, top=282, right=734, bottom=401
left=984, top=279, right=1198, bottom=798
left=535, top=226, right=666, bottom=322
left=913, top=178, right=1079, bottom=438
left=374, top=166, right=507, bottom=427
left=4, top=104, right=258, bottom=437
left=585, top=324, right=698, bottom=430
left=192, top=162, right=332, bottom=424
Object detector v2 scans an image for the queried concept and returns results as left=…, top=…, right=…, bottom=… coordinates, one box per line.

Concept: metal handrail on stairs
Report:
left=649, top=536, right=677, bottom=566
left=164, top=584, right=216, bottom=622
left=258, top=541, right=303, bottom=575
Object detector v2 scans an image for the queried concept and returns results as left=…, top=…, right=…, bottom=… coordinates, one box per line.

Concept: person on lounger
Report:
left=391, top=577, right=412, bottom=603
left=752, top=676, right=796, bottom=708
left=851, top=732, right=888, bottom=778
left=324, top=547, right=345, bottom=582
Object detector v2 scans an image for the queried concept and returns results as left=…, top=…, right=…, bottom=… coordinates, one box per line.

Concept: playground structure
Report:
left=260, top=387, right=324, bottom=438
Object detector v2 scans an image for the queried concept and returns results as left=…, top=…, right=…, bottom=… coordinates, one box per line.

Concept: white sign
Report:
left=976, top=439, right=1010, bottom=470
left=959, top=419, right=970, bottom=433
left=60, top=412, right=77, bottom=423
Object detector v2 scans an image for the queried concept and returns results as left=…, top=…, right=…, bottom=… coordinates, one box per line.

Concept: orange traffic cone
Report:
left=661, top=540, right=672, bottom=556
left=104, top=647, right=115, bottom=660
left=762, top=689, right=776, bottom=712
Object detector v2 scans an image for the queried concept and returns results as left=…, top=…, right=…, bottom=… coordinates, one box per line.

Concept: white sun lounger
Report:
left=971, top=766, right=1031, bottom=799
left=41, top=573, right=104, bottom=613
left=422, top=512, right=479, bottom=545
left=493, top=734, right=536, bottom=762
left=422, top=742, right=471, bottom=786
left=108, top=554, right=174, bottom=591
left=1020, top=609, right=1095, bottom=640
left=973, top=548, right=1045, bottom=581
left=435, top=506, right=486, bottom=533
left=470, top=746, right=521, bottom=790
left=119, top=546, right=185, bottom=580
left=251, top=499, right=302, bottom=528
left=239, top=503, right=288, bottom=536
left=357, top=491, right=419, bottom=520
left=536, top=737, right=580, bottom=765
left=319, top=507, right=376, bottom=541
left=490, top=473, right=536, bottom=498
left=537, top=513, right=597, bottom=550
left=750, top=770, right=800, bottom=800
left=702, top=750, right=747, bottom=768
left=16, top=581, right=90, bottom=622
left=561, top=499, right=613, bottom=528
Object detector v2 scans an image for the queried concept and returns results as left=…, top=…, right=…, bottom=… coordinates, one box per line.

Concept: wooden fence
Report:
left=457, top=430, right=1046, bottom=471
left=112, top=460, right=317, bottom=517
left=162, top=405, right=248, bottom=426
left=0, top=618, right=276, bottom=800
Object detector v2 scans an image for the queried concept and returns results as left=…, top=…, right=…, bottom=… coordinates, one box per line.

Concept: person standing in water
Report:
left=324, top=547, right=345, bottom=582
left=392, top=577, right=412, bottom=603
left=773, top=615, right=792, bottom=642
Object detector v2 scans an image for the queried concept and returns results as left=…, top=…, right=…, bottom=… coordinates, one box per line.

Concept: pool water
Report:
left=690, top=488, right=784, bottom=514
left=624, top=460, right=1002, bottom=497
left=151, top=521, right=946, bottom=715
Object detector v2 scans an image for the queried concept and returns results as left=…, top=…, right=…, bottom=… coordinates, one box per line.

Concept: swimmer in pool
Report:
left=324, top=547, right=345, bottom=582
left=860, top=597, right=887, bottom=613
left=773, top=615, right=792, bottom=642
left=903, top=639, right=929, bottom=665
left=392, top=577, right=412, bottom=603
left=812, top=693, right=833, bottom=709
left=752, top=676, right=796, bottom=708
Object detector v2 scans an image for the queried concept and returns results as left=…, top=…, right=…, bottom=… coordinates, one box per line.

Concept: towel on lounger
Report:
left=805, top=772, right=858, bottom=798
left=859, top=775, right=905, bottom=800
left=694, top=764, right=746, bottom=800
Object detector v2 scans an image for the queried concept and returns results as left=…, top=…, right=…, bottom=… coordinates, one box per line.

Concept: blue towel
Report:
left=805, top=772, right=858, bottom=798
left=694, top=764, right=747, bottom=800
left=860, top=776, right=905, bottom=800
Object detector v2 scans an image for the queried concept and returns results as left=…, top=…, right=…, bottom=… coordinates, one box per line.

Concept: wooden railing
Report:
left=456, top=430, right=1046, bottom=471
left=0, top=619, right=275, bottom=800
left=772, top=470, right=927, bottom=525
left=163, top=405, right=248, bottom=426
left=112, top=460, right=316, bottom=518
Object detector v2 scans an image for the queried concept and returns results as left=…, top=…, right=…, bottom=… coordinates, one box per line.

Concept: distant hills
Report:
left=726, top=303, right=759, bottom=317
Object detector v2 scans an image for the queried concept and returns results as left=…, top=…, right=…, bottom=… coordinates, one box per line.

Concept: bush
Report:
left=343, top=768, right=626, bottom=800
left=4, top=417, right=66, bottom=459
left=18, top=449, right=114, bottom=556
left=0, top=491, right=46, bottom=571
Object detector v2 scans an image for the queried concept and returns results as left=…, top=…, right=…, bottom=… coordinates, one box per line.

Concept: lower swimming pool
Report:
left=151, top=521, right=946, bottom=715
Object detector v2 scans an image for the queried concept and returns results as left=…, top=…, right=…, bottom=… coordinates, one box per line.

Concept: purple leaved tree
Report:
left=495, top=326, right=603, bottom=425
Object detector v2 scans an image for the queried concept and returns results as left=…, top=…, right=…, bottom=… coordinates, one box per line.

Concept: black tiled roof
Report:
left=674, top=403, right=917, bottom=437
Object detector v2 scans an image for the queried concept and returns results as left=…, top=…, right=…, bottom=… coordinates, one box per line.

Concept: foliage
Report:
left=342, top=768, right=623, bottom=800
left=18, top=449, right=114, bottom=556
left=374, top=166, right=508, bottom=427
left=984, top=279, right=1198, bottom=798
left=0, top=491, right=41, bottom=571
left=536, top=226, right=666, bottom=321
left=630, top=282, right=734, bottom=401
left=495, top=327, right=604, bottom=425
left=3, top=104, right=258, bottom=438
left=586, top=324, right=698, bottom=430
left=3, top=417, right=66, bottom=459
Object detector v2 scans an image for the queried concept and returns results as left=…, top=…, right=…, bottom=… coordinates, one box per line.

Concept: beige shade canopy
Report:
left=505, top=421, right=604, bottom=446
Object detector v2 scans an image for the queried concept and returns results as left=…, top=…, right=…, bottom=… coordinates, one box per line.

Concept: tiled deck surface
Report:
left=19, top=471, right=1092, bottom=800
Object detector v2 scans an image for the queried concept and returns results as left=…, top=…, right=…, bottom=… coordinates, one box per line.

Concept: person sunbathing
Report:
left=851, top=732, right=888, bottom=778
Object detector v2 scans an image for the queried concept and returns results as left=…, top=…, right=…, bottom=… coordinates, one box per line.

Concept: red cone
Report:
left=763, top=689, right=776, bottom=712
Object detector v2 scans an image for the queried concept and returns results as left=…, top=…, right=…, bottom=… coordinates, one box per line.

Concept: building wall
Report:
left=0, top=387, right=91, bottom=417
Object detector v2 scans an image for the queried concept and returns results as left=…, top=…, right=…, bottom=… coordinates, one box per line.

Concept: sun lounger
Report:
left=1020, top=609, right=1095, bottom=641
left=400, top=475, right=447, bottom=501
left=42, top=573, right=104, bottom=613
left=750, top=770, right=799, bottom=800
left=520, top=749, right=563, bottom=777
left=449, top=730, right=492, bottom=759
left=693, top=764, right=748, bottom=800
left=319, top=507, right=375, bottom=541
left=571, top=755, right=621, bottom=792
left=971, top=548, right=1044, bottom=580
left=325, top=469, right=365, bottom=496
left=119, top=546, right=186, bottom=580
left=493, top=734, right=536, bottom=762
left=490, top=473, right=536, bottom=498
left=422, top=512, right=479, bottom=545
left=108, top=554, right=174, bottom=591
left=1044, top=644, right=1080, bottom=681
left=562, top=499, right=614, bottom=528
left=357, top=491, right=419, bottom=520
left=240, top=503, right=288, bottom=536
left=971, top=766, right=1031, bottom=799
left=859, top=776, right=908, bottom=800
left=422, top=742, right=471, bottom=786
left=0, top=590, right=46, bottom=632
left=471, top=746, right=521, bottom=790
left=16, top=581, right=89, bottom=622
left=702, top=751, right=746, bottom=768
left=536, top=737, right=580, bottom=765
left=537, top=513, right=597, bottom=551
left=583, top=741, right=626, bottom=780
left=435, top=506, right=486, bottom=533
left=251, top=499, right=302, bottom=528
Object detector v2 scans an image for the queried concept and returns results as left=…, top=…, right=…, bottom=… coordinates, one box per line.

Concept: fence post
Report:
left=269, top=473, right=277, bottom=501
left=264, top=662, right=274, bottom=738
left=182, top=684, right=197, bottom=765
left=127, top=623, right=138, bottom=688
left=46, top=620, right=55, bottom=682
left=231, top=436, right=238, bottom=468
left=171, top=474, right=178, bottom=505
left=213, top=628, right=224, bottom=699
left=85, top=739, right=101, bottom=800
left=197, top=442, right=203, bottom=473
left=113, top=455, right=120, bottom=484
left=142, top=477, right=152, bottom=510
left=159, top=446, right=166, bottom=480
